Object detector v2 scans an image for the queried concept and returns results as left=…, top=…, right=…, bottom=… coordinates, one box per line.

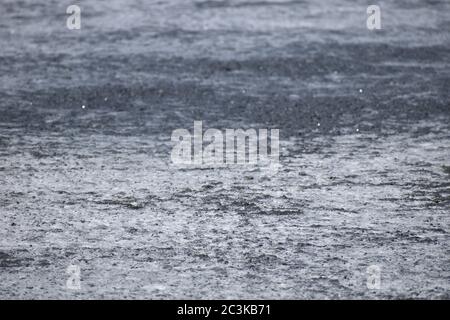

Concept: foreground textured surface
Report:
left=0, top=0, right=449, bottom=298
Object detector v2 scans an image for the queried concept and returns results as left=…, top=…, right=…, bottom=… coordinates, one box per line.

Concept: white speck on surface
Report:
left=359, top=89, right=363, bottom=93
left=82, top=105, right=86, bottom=109
left=317, top=123, right=321, bottom=127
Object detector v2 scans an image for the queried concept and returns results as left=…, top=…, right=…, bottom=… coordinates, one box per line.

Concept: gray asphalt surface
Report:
left=0, top=0, right=449, bottom=299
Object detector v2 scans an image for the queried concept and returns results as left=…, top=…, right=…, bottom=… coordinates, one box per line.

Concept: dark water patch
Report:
left=0, top=251, right=31, bottom=268
left=96, top=198, right=147, bottom=210
left=442, top=165, right=450, bottom=175
left=95, top=193, right=161, bottom=210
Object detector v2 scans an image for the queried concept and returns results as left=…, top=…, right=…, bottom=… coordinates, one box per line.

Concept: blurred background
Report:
left=0, top=0, right=449, bottom=299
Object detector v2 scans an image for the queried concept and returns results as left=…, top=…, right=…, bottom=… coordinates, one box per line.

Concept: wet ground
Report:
left=0, top=0, right=449, bottom=299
